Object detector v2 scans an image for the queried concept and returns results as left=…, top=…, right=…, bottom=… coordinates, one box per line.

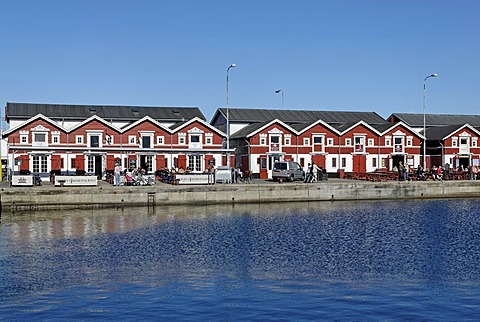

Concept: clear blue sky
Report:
left=1, top=0, right=479, bottom=122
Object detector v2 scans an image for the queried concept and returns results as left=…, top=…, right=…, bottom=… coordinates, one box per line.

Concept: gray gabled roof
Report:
left=389, top=113, right=480, bottom=127
left=424, top=124, right=470, bottom=141
left=230, top=122, right=270, bottom=139
left=217, top=108, right=388, bottom=125
left=5, top=102, right=206, bottom=122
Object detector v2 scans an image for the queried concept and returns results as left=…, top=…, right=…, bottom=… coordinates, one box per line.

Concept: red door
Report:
left=353, top=155, right=367, bottom=172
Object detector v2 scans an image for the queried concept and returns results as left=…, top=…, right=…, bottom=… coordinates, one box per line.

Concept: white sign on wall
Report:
left=11, top=175, right=33, bottom=186
left=54, top=176, right=98, bottom=186
left=176, top=173, right=213, bottom=185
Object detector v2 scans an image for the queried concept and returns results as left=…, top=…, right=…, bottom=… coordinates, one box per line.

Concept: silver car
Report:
left=272, top=161, right=305, bottom=182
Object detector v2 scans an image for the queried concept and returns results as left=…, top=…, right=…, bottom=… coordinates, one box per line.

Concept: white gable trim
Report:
left=3, top=114, right=67, bottom=136
left=172, top=117, right=226, bottom=137
left=443, top=124, right=480, bottom=140
left=245, top=119, right=297, bottom=138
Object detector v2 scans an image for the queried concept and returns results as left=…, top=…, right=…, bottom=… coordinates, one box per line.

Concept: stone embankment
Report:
left=1, top=180, right=479, bottom=212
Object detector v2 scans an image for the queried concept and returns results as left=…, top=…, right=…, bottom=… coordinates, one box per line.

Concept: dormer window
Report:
left=31, top=125, right=50, bottom=147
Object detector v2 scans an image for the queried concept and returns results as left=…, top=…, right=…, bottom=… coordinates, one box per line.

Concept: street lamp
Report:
left=226, top=63, right=236, bottom=168
left=423, top=73, right=438, bottom=170
left=275, top=89, right=284, bottom=109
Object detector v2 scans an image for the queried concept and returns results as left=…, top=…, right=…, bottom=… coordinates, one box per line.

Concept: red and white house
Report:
left=212, top=108, right=425, bottom=179
left=3, top=103, right=228, bottom=178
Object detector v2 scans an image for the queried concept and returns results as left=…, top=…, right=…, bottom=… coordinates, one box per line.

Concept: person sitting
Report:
left=436, top=165, right=443, bottom=181
left=416, top=165, right=426, bottom=181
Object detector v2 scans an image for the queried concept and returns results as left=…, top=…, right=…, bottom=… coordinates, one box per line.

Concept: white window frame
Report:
left=104, top=134, right=114, bottom=145
left=452, top=137, right=458, bottom=147
left=284, top=135, right=291, bottom=146
left=406, top=136, right=413, bottom=147
left=472, top=138, right=478, bottom=147
left=393, top=136, right=404, bottom=153
left=345, top=138, right=352, bottom=146
left=368, top=138, right=374, bottom=146
left=260, top=134, right=267, bottom=146
left=303, top=138, right=310, bottom=146
left=32, top=132, right=48, bottom=147
left=51, top=131, right=60, bottom=144
left=76, top=135, right=84, bottom=145
left=312, top=134, right=324, bottom=153
left=269, top=135, right=281, bottom=152
left=20, top=131, right=29, bottom=144
left=385, top=137, right=391, bottom=147
left=205, top=133, right=213, bottom=145
left=327, top=138, right=334, bottom=146
left=157, top=136, right=165, bottom=145
left=129, top=135, right=137, bottom=145
left=353, top=136, right=365, bottom=153
left=178, top=133, right=186, bottom=145
left=86, top=131, right=103, bottom=148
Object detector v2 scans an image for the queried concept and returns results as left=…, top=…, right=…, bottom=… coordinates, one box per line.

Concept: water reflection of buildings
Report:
left=4, top=201, right=355, bottom=243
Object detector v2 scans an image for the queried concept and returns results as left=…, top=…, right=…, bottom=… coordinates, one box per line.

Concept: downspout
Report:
left=338, top=133, right=341, bottom=171
left=170, top=132, right=173, bottom=169
left=296, top=135, right=299, bottom=163
left=377, top=134, right=381, bottom=170
left=66, top=132, right=69, bottom=175
left=440, top=141, right=444, bottom=167
left=244, top=138, right=251, bottom=172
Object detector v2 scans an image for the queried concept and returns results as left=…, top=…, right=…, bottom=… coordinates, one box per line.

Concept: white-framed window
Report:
left=406, top=137, right=413, bottom=146
left=327, top=138, right=334, bottom=146
left=179, top=133, right=186, bottom=145
left=145, top=155, right=153, bottom=172
left=345, top=138, right=352, bottom=146
left=354, top=136, right=365, bottom=153
left=312, top=135, right=324, bottom=152
left=473, top=138, right=478, bottom=147
left=394, top=136, right=404, bottom=153
left=188, top=154, right=203, bottom=172
left=20, top=131, right=29, bottom=144
left=452, top=138, right=458, bottom=147
left=303, top=138, right=310, bottom=146
left=51, top=131, right=60, bottom=144
left=205, top=134, right=213, bottom=145
left=270, top=135, right=281, bottom=152
left=157, top=136, right=165, bottom=145
left=189, top=134, right=202, bottom=149
left=284, top=135, right=291, bottom=146
left=260, top=134, right=267, bottom=146
left=87, top=155, right=94, bottom=173
left=385, top=137, right=391, bottom=147
left=129, top=135, right=137, bottom=145
left=32, top=132, right=48, bottom=147
left=87, top=132, right=102, bottom=148
left=368, top=138, right=374, bottom=146
left=32, top=155, right=48, bottom=173
left=76, top=135, right=84, bottom=144
left=104, top=134, right=113, bottom=145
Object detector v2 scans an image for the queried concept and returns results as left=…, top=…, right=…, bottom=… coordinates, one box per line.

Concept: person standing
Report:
left=114, top=163, right=122, bottom=186
left=398, top=161, right=405, bottom=181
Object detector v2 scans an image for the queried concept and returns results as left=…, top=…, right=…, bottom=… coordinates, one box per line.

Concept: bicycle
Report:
left=239, top=170, right=254, bottom=184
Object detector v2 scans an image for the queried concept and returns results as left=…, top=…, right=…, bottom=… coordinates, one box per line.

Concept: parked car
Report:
left=272, top=161, right=305, bottom=182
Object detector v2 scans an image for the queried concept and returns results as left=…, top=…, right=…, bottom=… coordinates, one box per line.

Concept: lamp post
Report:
left=275, top=89, right=284, bottom=109
left=423, top=73, right=438, bottom=170
left=226, top=63, right=236, bottom=168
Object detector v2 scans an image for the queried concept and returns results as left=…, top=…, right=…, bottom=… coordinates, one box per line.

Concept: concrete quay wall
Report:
left=1, top=180, right=480, bottom=212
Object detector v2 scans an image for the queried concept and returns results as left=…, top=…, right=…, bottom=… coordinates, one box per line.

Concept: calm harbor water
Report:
left=1, top=199, right=480, bottom=320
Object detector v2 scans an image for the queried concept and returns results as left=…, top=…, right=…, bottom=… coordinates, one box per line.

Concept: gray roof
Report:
left=218, top=108, right=388, bottom=125
left=5, top=102, right=206, bottom=122
left=371, top=123, right=397, bottom=133
left=230, top=122, right=269, bottom=139
left=424, top=124, right=468, bottom=141
left=389, top=113, right=480, bottom=127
